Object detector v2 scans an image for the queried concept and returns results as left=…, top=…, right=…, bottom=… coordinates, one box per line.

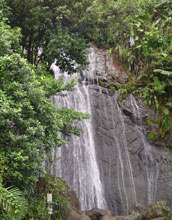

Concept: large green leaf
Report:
left=154, top=69, right=172, bottom=77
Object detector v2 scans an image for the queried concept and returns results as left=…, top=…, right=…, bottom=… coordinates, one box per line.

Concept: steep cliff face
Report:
left=47, top=47, right=172, bottom=215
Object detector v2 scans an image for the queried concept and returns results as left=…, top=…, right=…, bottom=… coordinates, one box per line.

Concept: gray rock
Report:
left=151, top=218, right=168, bottom=220
left=66, top=208, right=82, bottom=220
left=114, top=201, right=171, bottom=220
left=83, top=46, right=128, bottom=85
left=81, top=214, right=91, bottom=220
left=113, top=69, right=128, bottom=85
left=101, top=216, right=116, bottom=220
left=48, top=46, right=172, bottom=216
left=64, top=188, right=80, bottom=212
left=131, top=203, right=145, bottom=215
left=86, top=208, right=112, bottom=219
left=115, top=210, right=142, bottom=220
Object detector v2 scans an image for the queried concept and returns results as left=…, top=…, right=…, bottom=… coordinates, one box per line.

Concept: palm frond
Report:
left=0, top=184, right=28, bottom=220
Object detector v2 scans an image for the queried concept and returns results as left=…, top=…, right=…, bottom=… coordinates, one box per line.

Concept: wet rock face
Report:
left=49, top=47, right=172, bottom=215
left=90, top=87, right=172, bottom=214
left=82, top=46, right=128, bottom=86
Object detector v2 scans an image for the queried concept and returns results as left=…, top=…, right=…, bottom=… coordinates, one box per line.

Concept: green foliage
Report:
left=0, top=53, right=89, bottom=193
left=0, top=183, right=28, bottom=220
left=99, top=80, right=105, bottom=86
left=154, top=69, right=172, bottom=77
left=2, top=0, right=172, bottom=217
left=99, top=80, right=117, bottom=92
left=161, top=207, right=172, bottom=219
left=27, top=175, right=69, bottom=220
left=28, top=193, right=48, bottom=220
left=0, top=19, right=21, bottom=57
left=0, top=2, right=91, bottom=218
left=0, top=0, right=11, bottom=20
left=82, top=0, right=172, bottom=144
left=161, top=115, right=171, bottom=137
left=146, top=118, right=153, bottom=126
left=147, top=132, right=155, bottom=141
left=6, top=0, right=89, bottom=72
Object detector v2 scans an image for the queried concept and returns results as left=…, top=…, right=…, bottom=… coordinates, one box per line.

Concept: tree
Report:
left=6, top=0, right=89, bottom=73
left=0, top=2, right=90, bottom=218
left=0, top=0, right=89, bottom=195
left=0, top=53, right=89, bottom=192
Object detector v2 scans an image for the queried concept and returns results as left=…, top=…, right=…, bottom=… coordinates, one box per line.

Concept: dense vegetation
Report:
left=5, top=0, right=92, bottom=73
left=80, top=0, right=172, bottom=148
left=0, top=0, right=89, bottom=219
left=1, top=0, right=172, bottom=219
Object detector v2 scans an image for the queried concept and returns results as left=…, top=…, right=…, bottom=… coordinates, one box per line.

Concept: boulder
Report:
left=81, top=214, right=91, bottom=220
left=62, top=188, right=81, bottom=220
left=64, top=188, right=80, bottom=212
left=132, top=203, right=145, bottom=214
left=152, top=218, right=168, bottom=220
left=142, top=201, right=171, bottom=220
left=114, top=201, right=171, bottom=220
left=102, top=216, right=116, bottom=220
left=115, top=211, right=142, bottom=220
left=65, top=200, right=171, bottom=220
left=66, top=208, right=82, bottom=220
left=86, top=208, right=112, bottom=220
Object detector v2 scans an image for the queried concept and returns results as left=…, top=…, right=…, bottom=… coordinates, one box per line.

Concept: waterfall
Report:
left=114, top=93, right=137, bottom=214
left=129, top=95, right=159, bottom=204
left=47, top=46, right=172, bottom=215
left=50, top=48, right=107, bottom=211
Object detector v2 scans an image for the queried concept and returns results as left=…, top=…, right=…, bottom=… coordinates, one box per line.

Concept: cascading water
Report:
left=130, top=95, right=159, bottom=204
left=47, top=46, right=172, bottom=215
left=49, top=48, right=107, bottom=211
left=114, top=93, right=137, bottom=213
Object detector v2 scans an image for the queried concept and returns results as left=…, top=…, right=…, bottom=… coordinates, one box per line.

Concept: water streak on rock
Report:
left=130, top=95, right=159, bottom=204
left=47, top=47, right=172, bottom=215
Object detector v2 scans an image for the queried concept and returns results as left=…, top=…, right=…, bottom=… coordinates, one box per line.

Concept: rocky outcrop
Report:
left=86, top=208, right=112, bottom=220
left=49, top=46, right=172, bottom=215
left=64, top=188, right=81, bottom=212
left=115, top=201, right=171, bottom=220
left=142, top=201, right=171, bottom=220
left=66, top=201, right=171, bottom=220
left=83, top=46, right=128, bottom=86
left=90, top=86, right=172, bottom=214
